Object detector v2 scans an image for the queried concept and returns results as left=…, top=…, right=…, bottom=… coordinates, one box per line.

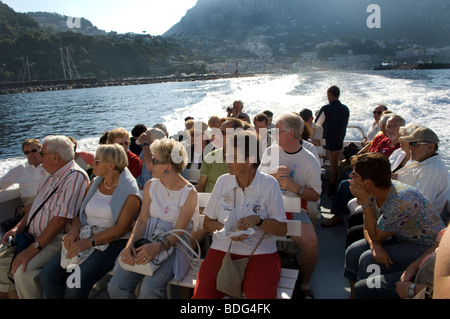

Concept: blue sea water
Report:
left=0, top=69, right=449, bottom=176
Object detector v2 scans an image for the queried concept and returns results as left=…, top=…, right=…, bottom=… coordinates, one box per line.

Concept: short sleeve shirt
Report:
left=377, top=181, right=445, bottom=245
left=204, top=170, right=286, bottom=255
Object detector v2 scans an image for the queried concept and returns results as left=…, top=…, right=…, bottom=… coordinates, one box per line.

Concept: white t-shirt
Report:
left=259, top=144, right=322, bottom=196
left=0, top=163, right=46, bottom=200
left=204, top=170, right=286, bottom=255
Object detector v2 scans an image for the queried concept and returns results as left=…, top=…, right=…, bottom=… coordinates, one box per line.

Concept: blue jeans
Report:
left=330, top=179, right=353, bottom=220
left=107, top=250, right=175, bottom=299
left=39, top=239, right=126, bottom=299
left=344, top=238, right=430, bottom=282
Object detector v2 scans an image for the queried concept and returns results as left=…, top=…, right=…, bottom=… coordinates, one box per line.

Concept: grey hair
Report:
left=400, top=123, right=421, bottom=137
left=42, top=135, right=75, bottom=162
left=379, top=113, right=393, bottom=126
left=389, top=114, right=406, bottom=126
left=275, top=112, right=304, bottom=140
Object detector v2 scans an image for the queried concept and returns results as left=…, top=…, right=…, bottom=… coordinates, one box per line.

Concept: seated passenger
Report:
left=0, top=138, right=45, bottom=210
left=193, top=130, right=287, bottom=299
left=396, top=126, right=450, bottom=221
left=196, top=118, right=245, bottom=193
left=322, top=114, right=406, bottom=228
left=106, top=127, right=142, bottom=179
left=136, top=127, right=166, bottom=189
left=107, top=138, right=198, bottom=299
left=346, top=125, right=449, bottom=248
left=344, top=152, right=445, bottom=299
left=185, top=121, right=214, bottom=184
left=130, top=124, right=147, bottom=156
left=39, top=144, right=141, bottom=299
left=363, top=104, right=388, bottom=145
left=259, top=112, right=321, bottom=298
left=68, top=137, right=95, bottom=177
left=353, top=228, right=445, bottom=299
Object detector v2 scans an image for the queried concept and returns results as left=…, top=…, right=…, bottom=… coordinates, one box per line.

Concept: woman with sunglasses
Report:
left=108, top=138, right=198, bottom=299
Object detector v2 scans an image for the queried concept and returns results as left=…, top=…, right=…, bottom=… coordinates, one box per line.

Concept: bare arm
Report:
left=434, top=228, right=450, bottom=298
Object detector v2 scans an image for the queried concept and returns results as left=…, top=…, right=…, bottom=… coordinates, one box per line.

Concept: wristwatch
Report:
left=408, top=283, right=416, bottom=298
left=33, top=241, right=42, bottom=251
left=297, top=187, right=304, bottom=196
left=256, top=216, right=264, bottom=227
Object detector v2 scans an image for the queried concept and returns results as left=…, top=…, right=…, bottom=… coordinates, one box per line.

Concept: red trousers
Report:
left=192, top=248, right=281, bottom=299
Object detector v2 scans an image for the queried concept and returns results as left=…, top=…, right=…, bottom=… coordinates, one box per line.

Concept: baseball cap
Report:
left=400, top=126, right=439, bottom=144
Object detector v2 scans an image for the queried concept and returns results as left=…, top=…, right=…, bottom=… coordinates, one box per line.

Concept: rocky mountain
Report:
left=165, top=0, right=450, bottom=46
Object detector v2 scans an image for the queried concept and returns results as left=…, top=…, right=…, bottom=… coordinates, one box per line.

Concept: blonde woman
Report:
left=108, top=138, right=198, bottom=299
left=39, top=144, right=141, bottom=298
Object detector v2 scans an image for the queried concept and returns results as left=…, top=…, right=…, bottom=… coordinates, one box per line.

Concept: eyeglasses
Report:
left=117, top=142, right=129, bottom=147
left=94, top=159, right=102, bottom=164
left=24, top=149, right=39, bottom=155
left=373, top=111, right=383, bottom=115
left=386, top=124, right=402, bottom=129
left=152, top=159, right=168, bottom=165
left=409, top=141, right=430, bottom=147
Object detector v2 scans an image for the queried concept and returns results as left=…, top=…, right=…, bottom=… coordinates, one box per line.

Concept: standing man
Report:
left=260, top=112, right=322, bottom=299
left=315, top=85, right=350, bottom=197
left=0, top=135, right=89, bottom=299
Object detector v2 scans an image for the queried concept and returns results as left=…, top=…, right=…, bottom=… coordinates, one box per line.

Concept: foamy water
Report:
left=1, top=69, right=449, bottom=177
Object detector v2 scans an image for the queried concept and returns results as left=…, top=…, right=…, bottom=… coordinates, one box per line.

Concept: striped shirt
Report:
left=27, top=161, right=89, bottom=237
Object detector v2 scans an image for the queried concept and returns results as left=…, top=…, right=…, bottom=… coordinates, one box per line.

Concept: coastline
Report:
left=0, top=72, right=255, bottom=95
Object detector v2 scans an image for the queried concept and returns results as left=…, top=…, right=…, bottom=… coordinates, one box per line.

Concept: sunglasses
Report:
left=408, top=141, right=430, bottom=147
left=24, top=149, right=39, bottom=155
left=373, top=111, right=383, bottom=115
left=152, top=159, right=168, bottom=165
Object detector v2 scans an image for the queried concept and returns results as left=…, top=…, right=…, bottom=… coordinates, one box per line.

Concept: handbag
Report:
left=0, top=205, right=25, bottom=233
left=118, top=228, right=201, bottom=277
left=216, top=233, right=266, bottom=298
left=60, top=225, right=107, bottom=269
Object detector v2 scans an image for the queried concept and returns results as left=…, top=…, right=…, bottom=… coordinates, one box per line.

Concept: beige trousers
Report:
left=0, top=233, right=62, bottom=298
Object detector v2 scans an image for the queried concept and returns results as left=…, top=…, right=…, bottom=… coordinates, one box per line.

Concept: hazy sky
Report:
left=2, top=0, right=198, bottom=35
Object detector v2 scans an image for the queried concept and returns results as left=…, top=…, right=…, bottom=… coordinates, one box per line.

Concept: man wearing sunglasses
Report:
left=364, top=104, right=388, bottom=145
left=0, top=139, right=46, bottom=209
left=396, top=126, right=449, bottom=222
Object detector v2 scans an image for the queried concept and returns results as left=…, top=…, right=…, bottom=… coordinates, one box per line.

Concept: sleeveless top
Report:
left=149, top=178, right=196, bottom=224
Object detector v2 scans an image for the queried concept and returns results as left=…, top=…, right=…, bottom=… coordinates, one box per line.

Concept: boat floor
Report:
left=310, top=179, right=350, bottom=299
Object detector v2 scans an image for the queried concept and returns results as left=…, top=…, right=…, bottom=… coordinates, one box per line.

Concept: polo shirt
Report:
left=204, top=170, right=286, bottom=255
left=199, top=148, right=229, bottom=193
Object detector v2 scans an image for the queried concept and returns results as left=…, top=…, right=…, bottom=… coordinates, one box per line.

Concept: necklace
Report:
left=103, top=179, right=118, bottom=190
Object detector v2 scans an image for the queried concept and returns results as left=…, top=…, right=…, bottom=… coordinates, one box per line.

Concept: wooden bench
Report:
left=166, top=192, right=302, bottom=299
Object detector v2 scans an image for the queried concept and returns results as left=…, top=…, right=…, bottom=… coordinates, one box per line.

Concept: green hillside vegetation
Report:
left=0, top=3, right=204, bottom=82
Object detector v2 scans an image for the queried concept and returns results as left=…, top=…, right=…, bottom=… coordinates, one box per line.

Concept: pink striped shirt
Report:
left=27, top=161, right=89, bottom=237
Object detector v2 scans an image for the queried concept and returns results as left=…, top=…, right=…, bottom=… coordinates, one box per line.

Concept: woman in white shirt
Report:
left=108, top=138, right=198, bottom=299
left=193, top=130, right=287, bottom=299
left=39, top=144, right=141, bottom=299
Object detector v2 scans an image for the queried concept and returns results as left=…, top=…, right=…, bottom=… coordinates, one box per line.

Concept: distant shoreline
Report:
left=0, top=73, right=255, bottom=95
